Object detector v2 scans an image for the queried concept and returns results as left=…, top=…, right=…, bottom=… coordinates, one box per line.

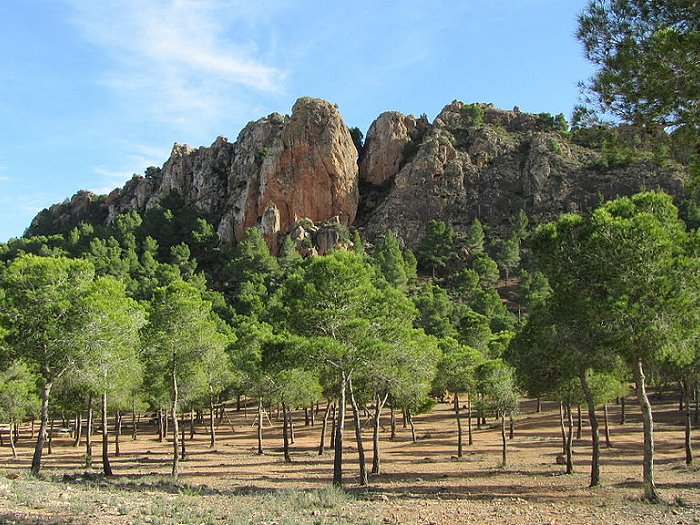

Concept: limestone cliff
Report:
left=28, top=98, right=688, bottom=251
left=356, top=101, right=687, bottom=247
left=32, top=97, right=359, bottom=253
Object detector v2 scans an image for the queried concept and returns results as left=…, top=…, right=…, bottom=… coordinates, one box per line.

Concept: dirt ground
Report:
left=0, top=394, right=699, bottom=524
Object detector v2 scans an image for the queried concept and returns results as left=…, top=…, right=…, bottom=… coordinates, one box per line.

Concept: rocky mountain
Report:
left=28, top=97, right=689, bottom=251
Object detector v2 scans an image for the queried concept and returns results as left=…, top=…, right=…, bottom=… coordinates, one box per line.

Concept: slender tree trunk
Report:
left=257, top=398, right=264, bottom=455
left=9, top=421, right=17, bottom=458
left=682, top=382, right=693, bottom=466
left=31, top=380, right=52, bottom=475
left=311, top=404, right=316, bottom=426
left=319, top=399, right=331, bottom=456
left=566, top=402, right=574, bottom=474
left=101, top=393, right=113, bottom=476
left=603, top=404, right=612, bottom=447
left=402, top=408, right=408, bottom=429
left=189, top=409, right=195, bottom=440
left=579, top=370, right=601, bottom=488
left=333, top=374, right=347, bottom=488
left=454, top=393, right=463, bottom=458
left=390, top=404, right=396, bottom=440
left=467, top=393, right=473, bottom=446
left=48, top=416, right=54, bottom=455
left=408, top=410, right=417, bottom=442
left=157, top=408, right=164, bottom=442
left=304, top=407, right=310, bottom=426
left=559, top=402, right=567, bottom=455
left=209, top=396, right=216, bottom=448
left=348, top=377, right=368, bottom=486
left=132, top=400, right=138, bottom=440
left=330, top=403, right=336, bottom=449
left=633, top=358, right=660, bottom=502
left=620, top=396, right=626, bottom=425
left=0, top=425, right=5, bottom=446
left=115, top=411, right=122, bottom=457
left=85, top=395, right=93, bottom=467
left=576, top=404, right=582, bottom=439
left=73, top=413, right=82, bottom=447
left=509, top=416, right=514, bottom=439
left=289, top=413, right=295, bottom=444
left=180, top=415, right=186, bottom=461
left=500, top=413, right=507, bottom=467
left=694, top=386, right=698, bottom=425
left=282, top=402, right=291, bottom=463
left=371, top=392, right=388, bottom=474
left=536, top=397, right=542, bottom=413
left=171, top=363, right=180, bottom=478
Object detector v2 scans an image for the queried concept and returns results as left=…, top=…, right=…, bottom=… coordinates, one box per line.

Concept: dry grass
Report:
left=1, top=394, right=699, bottom=524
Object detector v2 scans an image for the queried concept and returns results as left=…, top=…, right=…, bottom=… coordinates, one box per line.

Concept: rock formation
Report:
left=34, top=97, right=358, bottom=253
left=28, top=98, right=688, bottom=252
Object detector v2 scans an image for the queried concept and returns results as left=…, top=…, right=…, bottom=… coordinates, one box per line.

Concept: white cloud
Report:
left=63, top=0, right=286, bottom=128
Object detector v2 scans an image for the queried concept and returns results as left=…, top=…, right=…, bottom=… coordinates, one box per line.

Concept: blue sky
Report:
left=0, top=0, right=593, bottom=242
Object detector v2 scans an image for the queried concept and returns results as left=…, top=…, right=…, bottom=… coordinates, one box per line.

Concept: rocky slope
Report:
left=28, top=98, right=688, bottom=251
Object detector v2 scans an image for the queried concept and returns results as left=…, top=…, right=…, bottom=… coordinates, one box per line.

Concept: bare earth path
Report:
left=0, top=395, right=698, bottom=524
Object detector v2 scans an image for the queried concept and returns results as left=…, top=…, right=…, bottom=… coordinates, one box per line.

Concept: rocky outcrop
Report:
left=28, top=98, right=689, bottom=252
left=82, top=97, right=358, bottom=253
left=359, top=112, right=428, bottom=186
left=356, top=101, right=687, bottom=248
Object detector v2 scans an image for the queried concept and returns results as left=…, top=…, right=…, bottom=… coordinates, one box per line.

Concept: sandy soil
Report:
left=1, top=394, right=699, bottom=524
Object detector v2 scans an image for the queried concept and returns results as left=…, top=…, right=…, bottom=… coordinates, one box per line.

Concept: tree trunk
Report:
left=633, top=358, right=660, bottom=502
left=48, top=416, right=54, bottom=455
left=333, top=374, right=347, bottom=488
left=559, top=402, right=567, bottom=455
left=31, top=380, right=52, bottom=475
left=101, top=392, right=113, bottom=476
left=311, top=404, right=316, bottom=426
left=330, top=403, right=336, bottom=449
left=115, top=411, right=122, bottom=457
left=289, top=413, right=295, bottom=444
left=171, top=363, right=180, bottom=478
left=157, top=408, right=164, bottom=442
left=603, top=403, right=612, bottom=447
left=467, top=394, right=473, bottom=446
left=454, top=393, right=463, bottom=458
left=73, top=413, right=82, bottom=447
left=500, top=412, right=507, bottom=467
left=536, top=397, right=542, bottom=413
left=9, top=420, right=17, bottom=458
left=682, top=382, right=693, bottom=465
left=319, top=399, right=331, bottom=455
left=509, top=416, right=514, bottom=439
left=566, top=402, right=574, bottom=474
left=282, top=402, right=291, bottom=463
left=180, top=415, right=186, bottom=461
left=257, top=398, right=264, bottom=455
left=131, top=400, right=138, bottom=440
left=371, top=392, right=388, bottom=474
left=348, top=377, right=368, bottom=486
left=304, top=407, right=310, bottom=426
left=209, top=395, right=216, bottom=448
left=576, top=404, right=582, bottom=439
left=390, top=404, right=396, bottom=440
left=85, top=395, right=93, bottom=467
left=620, top=396, right=626, bottom=425
left=579, top=370, right=601, bottom=488
left=189, top=409, right=195, bottom=440
left=408, top=410, right=417, bottom=442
